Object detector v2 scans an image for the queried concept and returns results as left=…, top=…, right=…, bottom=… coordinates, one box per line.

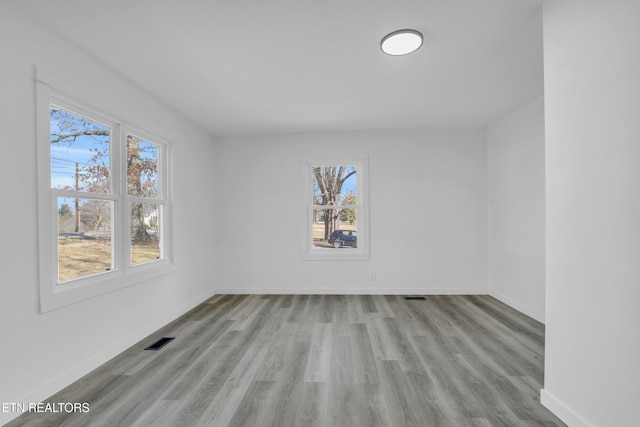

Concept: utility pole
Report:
left=75, top=162, right=80, bottom=233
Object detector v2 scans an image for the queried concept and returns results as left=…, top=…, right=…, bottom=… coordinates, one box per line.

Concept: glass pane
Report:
left=58, top=197, right=112, bottom=282
left=50, top=105, right=111, bottom=193
left=312, top=208, right=357, bottom=249
left=127, top=135, right=159, bottom=198
left=131, top=202, right=161, bottom=265
left=312, top=165, right=357, bottom=206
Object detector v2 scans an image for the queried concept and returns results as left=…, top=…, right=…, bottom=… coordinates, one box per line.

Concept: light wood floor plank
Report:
left=6, top=295, right=566, bottom=427
left=304, top=323, right=334, bottom=383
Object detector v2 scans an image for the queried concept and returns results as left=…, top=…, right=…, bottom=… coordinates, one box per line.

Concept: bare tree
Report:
left=312, top=166, right=356, bottom=240
left=80, top=200, right=111, bottom=231
left=127, top=135, right=156, bottom=241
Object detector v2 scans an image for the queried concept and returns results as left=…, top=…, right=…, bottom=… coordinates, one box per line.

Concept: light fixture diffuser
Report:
left=381, top=29, right=423, bottom=56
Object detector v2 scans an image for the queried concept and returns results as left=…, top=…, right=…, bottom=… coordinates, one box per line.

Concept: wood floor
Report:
left=7, top=295, right=565, bottom=427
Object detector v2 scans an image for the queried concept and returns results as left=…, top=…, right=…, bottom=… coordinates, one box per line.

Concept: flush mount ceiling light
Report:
left=381, top=29, right=423, bottom=56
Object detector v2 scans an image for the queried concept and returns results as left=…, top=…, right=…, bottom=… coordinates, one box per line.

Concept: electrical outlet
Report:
left=370, top=272, right=376, bottom=281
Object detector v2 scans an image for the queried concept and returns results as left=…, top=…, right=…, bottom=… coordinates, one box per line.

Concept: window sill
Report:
left=302, top=247, right=369, bottom=261
left=40, top=261, right=177, bottom=313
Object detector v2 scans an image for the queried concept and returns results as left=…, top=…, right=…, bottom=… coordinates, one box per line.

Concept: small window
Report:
left=303, top=160, right=369, bottom=260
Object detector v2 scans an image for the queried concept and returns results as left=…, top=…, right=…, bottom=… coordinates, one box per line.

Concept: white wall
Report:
left=212, top=129, right=488, bottom=294
left=487, top=96, right=545, bottom=322
left=542, top=0, right=640, bottom=426
left=0, top=4, right=216, bottom=424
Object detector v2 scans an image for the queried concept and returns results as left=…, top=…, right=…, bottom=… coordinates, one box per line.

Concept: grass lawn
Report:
left=58, top=237, right=160, bottom=282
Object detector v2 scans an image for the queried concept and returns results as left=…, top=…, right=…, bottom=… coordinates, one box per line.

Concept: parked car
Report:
left=328, top=230, right=357, bottom=248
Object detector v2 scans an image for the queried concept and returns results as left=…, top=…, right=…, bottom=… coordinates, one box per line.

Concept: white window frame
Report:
left=302, top=159, right=369, bottom=261
left=36, top=82, right=175, bottom=313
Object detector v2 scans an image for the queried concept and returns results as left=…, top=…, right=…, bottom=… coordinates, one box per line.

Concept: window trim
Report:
left=301, top=159, right=370, bottom=261
left=36, top=81, right=175, bottom=313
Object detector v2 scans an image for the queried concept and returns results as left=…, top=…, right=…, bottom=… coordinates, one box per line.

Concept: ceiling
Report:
left=11, top=0, right=544, bottom=137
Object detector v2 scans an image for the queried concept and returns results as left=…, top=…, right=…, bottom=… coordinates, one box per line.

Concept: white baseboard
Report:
left=213, top=287, right=487, bottom=295
left=541, top=388, right=595, bottom=427
left=488, top=289, right=545, bottom=324
left=1, top=288, right=216, bottom=426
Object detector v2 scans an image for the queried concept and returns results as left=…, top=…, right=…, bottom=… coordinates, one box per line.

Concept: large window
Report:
left=37, top=83, right=173, bottom=312
left=303, top=160, right=369, bottom=260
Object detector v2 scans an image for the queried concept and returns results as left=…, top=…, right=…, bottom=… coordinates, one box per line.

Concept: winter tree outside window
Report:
left=304, top=160, right=369, bottom=260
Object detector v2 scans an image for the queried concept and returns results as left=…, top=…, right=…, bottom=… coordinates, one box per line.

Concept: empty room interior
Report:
left=1, top=0, right=638, bottom=426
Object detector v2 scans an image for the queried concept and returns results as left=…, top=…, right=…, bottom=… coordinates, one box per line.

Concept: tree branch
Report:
left=51, top=130, right=109, bottom=144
